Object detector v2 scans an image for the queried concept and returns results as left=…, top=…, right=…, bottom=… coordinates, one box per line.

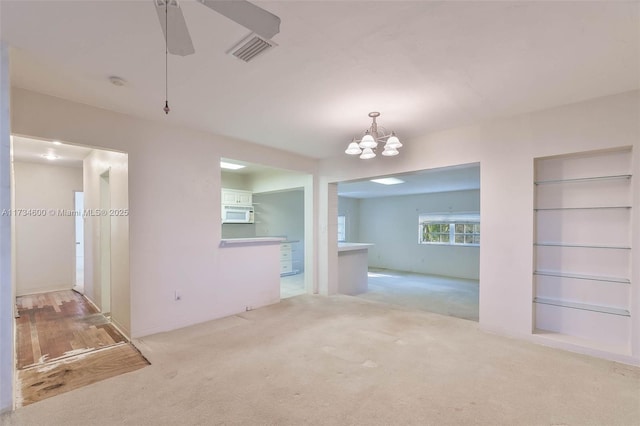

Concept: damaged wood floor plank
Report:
left=16, top=290, right=126, bottom=368
left=15, top=290, right=149, bottom=407
left=18, top=343, right=149, bottom=407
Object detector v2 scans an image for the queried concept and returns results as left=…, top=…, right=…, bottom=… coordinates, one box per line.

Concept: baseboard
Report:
left=16, top=285, right=73, bottom=297
left=110, top=316, right=130, bottom=341
left=132, top=301, right=272, bottom=338
left=81, top=294, right=101, bottom=313
left=479, top=323, right=640, bottom=367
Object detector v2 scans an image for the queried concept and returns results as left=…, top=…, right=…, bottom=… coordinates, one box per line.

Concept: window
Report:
left=337, top=215, right=346, bottom=242
left=419, top=213, right=480, bottom=246
left=454, top=223, right=480, bottom=245
left=422, top=223, right=450, bottom=243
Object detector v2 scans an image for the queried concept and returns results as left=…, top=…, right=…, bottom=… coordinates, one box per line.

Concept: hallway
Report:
left=15, top=290, right=148, bottom=407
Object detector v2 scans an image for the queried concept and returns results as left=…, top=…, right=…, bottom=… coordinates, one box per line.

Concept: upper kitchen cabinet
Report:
left=222, top=188, right=253, bottom=205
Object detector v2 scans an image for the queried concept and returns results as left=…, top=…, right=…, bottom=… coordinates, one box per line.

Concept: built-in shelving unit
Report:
left=534, top=270, right=630, bottom=284
left=534, top=174, right=632, bottom=185
left=534, top=206, right=631, bottom=211
left=533, top=148, right=633, bottom=355
left=533, top=297, right=630, bottom=317
left=534, top=243, right=631, bottom=250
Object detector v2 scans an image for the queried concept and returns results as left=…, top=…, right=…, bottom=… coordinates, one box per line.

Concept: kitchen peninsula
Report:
left=337, top=242, right=374, bottom=295
left=218, top=237, right=285, bottom=311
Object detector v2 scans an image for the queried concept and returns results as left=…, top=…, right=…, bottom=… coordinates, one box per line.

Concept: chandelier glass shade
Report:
left=344, top=112, right=402, bottom=159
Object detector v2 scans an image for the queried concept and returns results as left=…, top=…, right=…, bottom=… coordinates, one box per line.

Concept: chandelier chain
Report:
left=164, top=1, right=170, bottom=114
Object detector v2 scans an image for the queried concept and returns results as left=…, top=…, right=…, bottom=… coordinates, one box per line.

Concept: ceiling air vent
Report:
left=228, top=33, right=276, bottom=62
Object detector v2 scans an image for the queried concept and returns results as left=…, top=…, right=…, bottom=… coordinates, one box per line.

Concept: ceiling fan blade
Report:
left=197, top=0, right=281, bottom=39
left=154, top=0, right=195, bottom=56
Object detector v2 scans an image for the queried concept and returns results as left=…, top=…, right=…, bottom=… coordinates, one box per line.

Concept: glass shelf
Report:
left=534, top=174, right=632, bottom=185
left=534, top=206, right=632, bottom=211
left=534, top=242, right=631, bottom=250
left=533, top=297, right=630, bottom=317
left=534, top=270, right=630, bottom=284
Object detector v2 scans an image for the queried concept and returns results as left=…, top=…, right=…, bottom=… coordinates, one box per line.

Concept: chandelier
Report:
left=344, top=112, right=402, bottom=159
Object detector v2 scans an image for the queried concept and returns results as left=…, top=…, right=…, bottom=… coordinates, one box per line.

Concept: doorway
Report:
left=11, top=135, right=135, bottom=405
left=252, top=189, right=306, bottom=299
left=74, top=191, right=84, bottom=293
left=336, top=164, right=481, bottom=321
left=219, top=158, right=312, bottom=298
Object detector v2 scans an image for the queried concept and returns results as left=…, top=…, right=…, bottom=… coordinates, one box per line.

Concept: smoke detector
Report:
left=109, top=76, right=126, bottom=87
left=227, top=33, right=277, bottom=62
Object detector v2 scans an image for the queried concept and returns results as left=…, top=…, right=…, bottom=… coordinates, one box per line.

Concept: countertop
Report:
left=220, top=237, right=286, bottom=247
left=338, top=242, right=374, bottom=252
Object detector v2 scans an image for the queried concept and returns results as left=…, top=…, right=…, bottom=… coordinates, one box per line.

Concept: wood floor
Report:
left=16, top=290, right=148, bottom=407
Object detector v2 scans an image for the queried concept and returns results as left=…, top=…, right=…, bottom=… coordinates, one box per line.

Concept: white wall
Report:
left=355, top=190, right=480, bottom=280
left=10, top=88, right=318, bottom=339
left=13, top=161, right=82, bottom=295
left=221, top=223, right=256, bottom=239
left=221, top=171, right=249, bottom=190
left=247, top=169, right=309, bottom=194
left=320, top=90, right=640, bottom=364
left=0, top=42, right=13, bottom=414
left=249, top=170, right=314, bottom=286
left=83, top=149, right=130, bottom=336
left=254, top=189, right=304, bottom=238
left=319, top=181, right=338, bottom=296
left=337, top=196, right=360, bottom=242
left=254, top=189, right=305, bottom=273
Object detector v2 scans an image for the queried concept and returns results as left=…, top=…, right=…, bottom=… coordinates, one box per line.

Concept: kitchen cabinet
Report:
left=222, top=188, right=252, bottom=205
left=280, top=242, right=293, bottom=276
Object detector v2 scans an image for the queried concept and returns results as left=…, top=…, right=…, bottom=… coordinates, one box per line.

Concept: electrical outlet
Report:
left=174, top=290, right=182, bottom=301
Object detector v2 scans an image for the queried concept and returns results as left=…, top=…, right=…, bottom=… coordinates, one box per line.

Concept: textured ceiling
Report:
left=338, top=163, right=480, bottom=198
left=2, top=1, right=638, bottom=159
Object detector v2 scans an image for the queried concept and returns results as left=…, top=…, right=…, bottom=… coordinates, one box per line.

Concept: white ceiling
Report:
left=2, top=1, right=638, bottom=159
left=338, top=163, right=480, bottom=199
left=12, top=135, right=92, bottom=168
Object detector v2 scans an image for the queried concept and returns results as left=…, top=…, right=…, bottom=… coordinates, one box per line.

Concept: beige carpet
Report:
left=360, top=268, right=479, bottom=321
left=2, top=294, right=639, bottom=425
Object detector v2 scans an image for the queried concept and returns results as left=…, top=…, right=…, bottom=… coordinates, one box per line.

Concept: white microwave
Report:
left=222, top=205, right=254, bottom=224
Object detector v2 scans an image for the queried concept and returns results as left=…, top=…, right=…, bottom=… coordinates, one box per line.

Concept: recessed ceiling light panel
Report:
left=52, top=140, right=62, bottom=145
left=370, top=177, right=405, bottom=185
left=220, top=161, right=246, bottom=170
left=42, top=154, right=59, bottom=160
